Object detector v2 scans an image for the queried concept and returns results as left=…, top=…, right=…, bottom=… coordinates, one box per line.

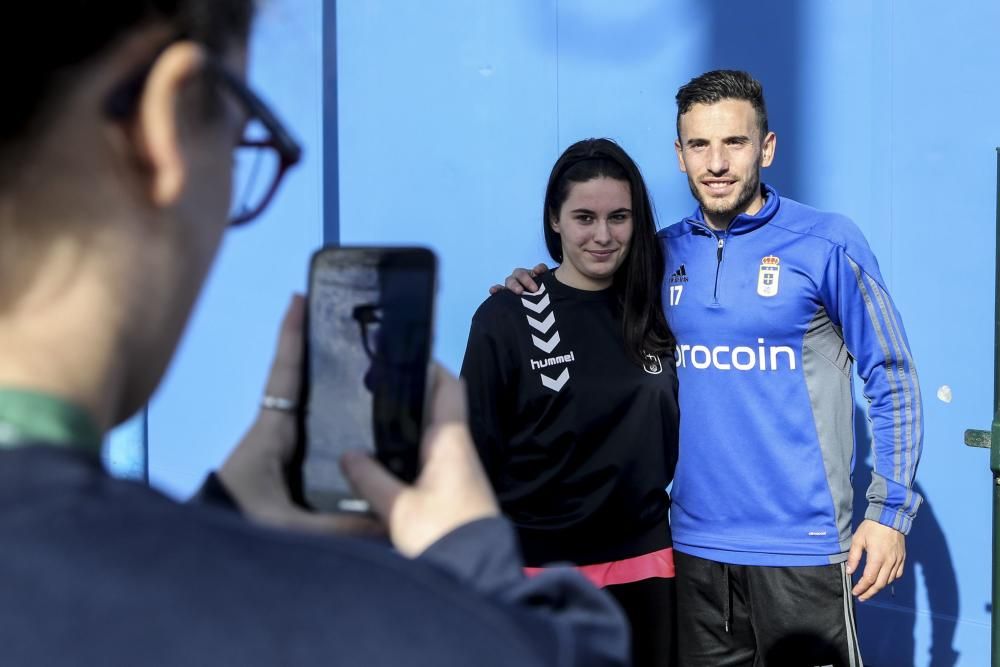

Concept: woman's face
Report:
left=550, top=176, right=633, bottom=290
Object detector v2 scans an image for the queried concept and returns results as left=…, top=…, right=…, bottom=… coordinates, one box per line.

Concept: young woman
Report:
left=462, top=138, right=679, bottom=666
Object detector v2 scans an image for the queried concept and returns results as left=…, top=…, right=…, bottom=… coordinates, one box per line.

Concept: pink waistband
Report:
left=523, top=547, right=675, bottom=588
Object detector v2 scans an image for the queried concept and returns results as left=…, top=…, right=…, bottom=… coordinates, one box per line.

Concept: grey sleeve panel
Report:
left=862, top=272, right=923, bottom=492
left=845, top=258, right=923, bottom=533
left=802, top=306, right=856, bottom=552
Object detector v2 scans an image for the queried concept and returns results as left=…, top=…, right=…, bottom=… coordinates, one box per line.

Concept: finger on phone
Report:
left=341, top=450, right=404, bottom=522
left=417, top=365, right=466, bottom=467
left=264, top=294, right=305, bottom=403
left=426, top=364, right=466, bottom=426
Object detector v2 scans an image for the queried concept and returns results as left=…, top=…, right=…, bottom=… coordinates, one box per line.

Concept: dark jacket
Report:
left=0, top=445, right=628, bottom=666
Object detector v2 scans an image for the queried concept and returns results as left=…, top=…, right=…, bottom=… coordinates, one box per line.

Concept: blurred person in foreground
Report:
left=0, top=3, right=627, bottom=665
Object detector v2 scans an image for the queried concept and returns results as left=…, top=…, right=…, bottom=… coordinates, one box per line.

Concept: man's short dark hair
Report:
left=675, top=70, right=768, bottom=140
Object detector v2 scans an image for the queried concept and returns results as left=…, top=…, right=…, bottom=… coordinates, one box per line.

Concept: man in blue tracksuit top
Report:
left=664, top=70, right=922, bottom=666
left=503, top=70, right=922, bottom=665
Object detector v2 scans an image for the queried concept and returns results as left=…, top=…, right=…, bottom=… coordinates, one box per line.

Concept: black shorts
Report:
left=674, top=552, right=862, bottom=667
left=605, top=577, right=677, bottom=667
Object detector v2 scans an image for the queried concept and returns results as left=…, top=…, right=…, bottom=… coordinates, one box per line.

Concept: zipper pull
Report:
left=717, top=237, right=725, bottom=261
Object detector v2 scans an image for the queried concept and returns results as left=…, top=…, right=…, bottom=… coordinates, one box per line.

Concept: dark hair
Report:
left=675, top=70, right=768, bottom=140
left=543, top=138, right=673, bottom=365
left=2, top=1, right=254, bottom=153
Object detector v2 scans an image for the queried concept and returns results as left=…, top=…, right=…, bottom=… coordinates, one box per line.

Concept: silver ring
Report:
left=261, top=395, right=298, bottom=413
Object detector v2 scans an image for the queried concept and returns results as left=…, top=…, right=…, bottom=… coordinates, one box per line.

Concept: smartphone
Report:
left=296, top=246, right=436, bottom=513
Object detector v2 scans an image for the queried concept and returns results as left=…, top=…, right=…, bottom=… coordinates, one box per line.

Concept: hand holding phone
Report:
left=341, top=364, right=500, bottom=557
left=217, top=283, right=499, bottom=557
left=217, top=296, right=379, bottom=535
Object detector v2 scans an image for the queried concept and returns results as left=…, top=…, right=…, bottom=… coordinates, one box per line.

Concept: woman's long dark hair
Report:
left=543, top=138, right=674, bottom=365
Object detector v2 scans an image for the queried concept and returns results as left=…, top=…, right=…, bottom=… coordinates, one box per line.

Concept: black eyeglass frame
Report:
left=352, top=303, right=383, bottom=362
left=105, top=50, right=302, bottom=226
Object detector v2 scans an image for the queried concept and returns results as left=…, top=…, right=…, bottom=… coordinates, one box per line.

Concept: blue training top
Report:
left=659, top=184, right=923, bottom=567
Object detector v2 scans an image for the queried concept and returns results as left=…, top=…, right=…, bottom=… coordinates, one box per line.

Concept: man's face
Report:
left=674, top=99, right=775, bottom=229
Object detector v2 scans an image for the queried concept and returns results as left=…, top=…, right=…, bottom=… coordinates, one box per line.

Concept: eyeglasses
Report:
left=106, top=51, right=302, bottom=226
left=352, top=303, right=383, bottom=361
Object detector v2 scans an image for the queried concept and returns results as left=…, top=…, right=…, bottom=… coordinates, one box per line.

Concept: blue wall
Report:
left=146, top=1, right=996, bottom=664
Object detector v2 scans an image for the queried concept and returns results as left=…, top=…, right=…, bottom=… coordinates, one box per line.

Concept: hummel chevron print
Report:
left=531, top=331, right=560, bottom=354
left=525, top=311, right=555, bottom=334
left=540, top=368, right=569, bottom=391
left=521, top=283, right=569, bottom=392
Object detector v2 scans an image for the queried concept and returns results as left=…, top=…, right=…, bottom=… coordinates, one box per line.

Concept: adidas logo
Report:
left=669, top=264, right=689, bottom=283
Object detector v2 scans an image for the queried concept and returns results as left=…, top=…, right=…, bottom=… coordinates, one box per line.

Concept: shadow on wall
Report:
left=852, top=404, right=960, bottom=667
left=701, top=0, right=803, bottom=201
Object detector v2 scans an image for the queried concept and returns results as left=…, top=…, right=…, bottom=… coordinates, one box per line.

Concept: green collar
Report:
left=0, top=388, right=102, bottom=455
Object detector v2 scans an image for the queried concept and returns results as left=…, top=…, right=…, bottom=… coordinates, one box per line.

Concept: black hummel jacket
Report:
left=462, top=272, right=678, bottom=566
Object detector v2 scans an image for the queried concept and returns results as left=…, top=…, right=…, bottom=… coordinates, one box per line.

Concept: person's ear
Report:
left=760, top=131, right=776, bottom=168
left=549, top=214, right=560, bottom=234
left=674, top=137, right=687, bottom=173
left=133, top=41, right=207, bottom=208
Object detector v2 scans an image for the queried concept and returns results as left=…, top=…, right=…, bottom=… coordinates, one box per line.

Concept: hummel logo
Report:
left=669, top=264, right=689, bottom=283
left=531, top=351, right=575, bottom=370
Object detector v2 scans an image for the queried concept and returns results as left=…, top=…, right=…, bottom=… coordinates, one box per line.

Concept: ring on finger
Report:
left=261, top=395, right=298, bottom=413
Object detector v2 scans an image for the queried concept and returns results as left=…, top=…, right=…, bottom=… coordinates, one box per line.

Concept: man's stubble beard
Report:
left=687, top=167, right=762, bottom=229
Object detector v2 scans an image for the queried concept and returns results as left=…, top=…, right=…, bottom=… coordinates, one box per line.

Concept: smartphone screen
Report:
left=300, top=247, right=435, bottom=513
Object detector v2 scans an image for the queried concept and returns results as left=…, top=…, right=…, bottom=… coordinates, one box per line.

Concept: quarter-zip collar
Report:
left=683, top=183, right=780, bottom=237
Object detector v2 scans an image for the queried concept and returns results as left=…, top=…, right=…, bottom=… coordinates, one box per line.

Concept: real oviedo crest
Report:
left=642, top=352, right=663, bottom=375
left=757, top=255, right=780, bottom=297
